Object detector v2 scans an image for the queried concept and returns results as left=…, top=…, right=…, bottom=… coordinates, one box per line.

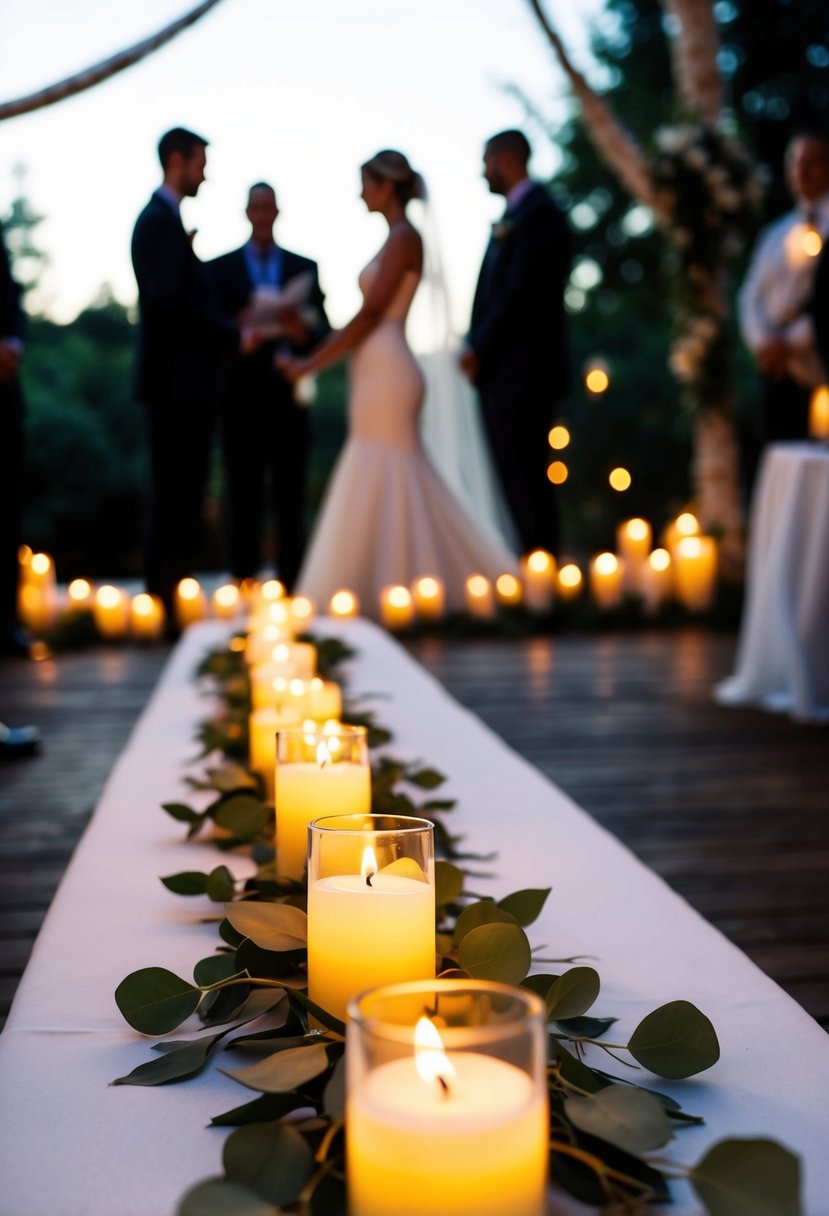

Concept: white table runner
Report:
left=1, top=620, right=827, bottom=1215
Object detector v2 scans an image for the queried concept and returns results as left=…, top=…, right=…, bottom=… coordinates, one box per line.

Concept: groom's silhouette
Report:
left=209, top=183, right=329, bottom=590
left=462, top=129, right=571, bottom=556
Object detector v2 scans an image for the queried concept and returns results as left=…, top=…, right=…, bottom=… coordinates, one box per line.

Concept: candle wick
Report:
left=365, top=871, right=374, bottom=887
left=437, top=1074, right=451, bottom=1097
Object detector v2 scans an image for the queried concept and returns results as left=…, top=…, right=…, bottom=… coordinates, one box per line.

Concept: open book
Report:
left=246, top=271, right=319, bottom=340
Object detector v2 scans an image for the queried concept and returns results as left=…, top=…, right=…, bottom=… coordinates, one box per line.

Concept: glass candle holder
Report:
left=274, top=727, right=370, bottom=884
left=346, top=979, right=548, bottom=1216
left=307, top=814, right=435, bottom=1023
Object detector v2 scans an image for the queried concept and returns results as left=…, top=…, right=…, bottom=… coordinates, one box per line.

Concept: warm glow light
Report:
left=649, top=548, right=671, bottom=572
left=178, top=578, right=200, bottom=601
left=527, top=549, right=553, bottom=574
left=414, top=1016, right=457, bottom=1088
left=558, top=563, right=582, bottom=589
left=262, top=580, right=285, bottom=601
left=496, top=573, right=521, bottom=600
left=132, top=593, right=155, bottom=617
left=96, top=585, right=122, bottom=609
left=803, top=229, right=823, bottom=257
left=466, top=574, right=489, bottom=597
left=594, top=552, right=619, bottom=576
left=809, top=385, right=829, bottom=438
left=68, top=578, right=91, bottom=602
left=676, top=512, right=700, bottom=537
left=31, top=553, right=52, bottom=576
left=18, top=544, right=32, bottom=565
left=361, top=846, right=379, bottom=881
left=677, top=536, right=703, bottom=559
left=229, top=635, right=246, bottom=652
left=329, top=589, right=359, bottom=616
left=547, top=460, right=568, bottom=484
left=585, top=367, right=610, bottom=394
left=30, top=641, right=52, bottom=662
left=214, top=584, right=239, bottom=609
left=316, top=740, right=332, bottom=768
left=291, top=595, right=315, bottom=621
left=625, top=518, right=649, bottom=542
left=548, top=424, right=570, bottom=449
left=609, top=467, right=631, bottom=491
left=273, top=643, right=291, bottom=662
left=388, top=585, right=411, bottom=609
left=415, top=577, right=440, bottom=599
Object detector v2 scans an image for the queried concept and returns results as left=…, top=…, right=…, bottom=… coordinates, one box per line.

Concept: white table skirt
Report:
left=1, top=620, right=828, bottom=1216
left=715, top=442, right=829, bottom=723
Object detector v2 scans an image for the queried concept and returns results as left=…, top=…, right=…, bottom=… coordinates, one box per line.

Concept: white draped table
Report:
left=1, top=620, right=828, bottom=1216
left=715, top=442, right=829, bottom=723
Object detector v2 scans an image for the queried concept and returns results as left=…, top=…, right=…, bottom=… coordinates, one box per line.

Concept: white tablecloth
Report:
left=715, top=442, right=829, bottom=722
left=2, top=620, right=828, bottom=1216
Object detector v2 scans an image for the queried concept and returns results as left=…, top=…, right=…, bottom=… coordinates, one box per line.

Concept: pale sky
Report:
left=1, top=0, right=604, bottom=344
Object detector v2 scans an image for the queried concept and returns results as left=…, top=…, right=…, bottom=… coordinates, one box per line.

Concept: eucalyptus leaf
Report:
left=289, top=991, right=346, bottom=1037
left=193, top=954, right=241, bottom=987
left=555, top=1015, right=617, bottom=1038
left=497, top=887, right=551, bottom=927
left=458, top=921, right=532, bottom=984
left=452, top=899, right=517, bottom=947
left=113, top=1029, right=226, bottom=1087
left=161, top=872, right=209, bottom=896
left=628, top=1000, right=720, bottom=1079
left=220, top=918, right=245, bottom=948
left=434, top=860, right=464, bottom=907
left=523, top=973, right=559, bottom=1000
left=177, top=1177, right=277, bottom=1216
left=407, top=766, right=445, bottom=789
left=115, top=967, right=201, bottom=1035
left=550, top=1039, right=611, bottom=1094
left=690, top=1138, right=802, bottom=1216
left=225, top=901, right=308, bottom=951
left=162, top=802, right=202, bottom=825
left=206, top=865, right=236, bottom=902
left=222, top=1042, right=330, bottom=1093
left=545, top=967, right=601, bottom=1021
left=223, top=1122, right=313, bottom=1206
left=208, top=761, right=258, bottom=792
left=210, top=1093, right=309, bottom=1127
left=565, top=1085, right=674, bottom=1156
left=323, top=1053, right=346, bottom=1121
left=214, top=794, right=271, bottom=841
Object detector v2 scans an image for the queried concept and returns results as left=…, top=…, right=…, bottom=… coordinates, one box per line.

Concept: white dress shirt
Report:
left=738, top=192, right=829, bottom=388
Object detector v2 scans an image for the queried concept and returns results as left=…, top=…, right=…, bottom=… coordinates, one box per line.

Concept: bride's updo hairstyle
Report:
left=361, top=149, right=427, bottom=204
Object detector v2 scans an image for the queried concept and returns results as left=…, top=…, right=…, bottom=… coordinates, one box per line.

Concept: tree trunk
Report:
left=692, top=402, right=744, bottom=580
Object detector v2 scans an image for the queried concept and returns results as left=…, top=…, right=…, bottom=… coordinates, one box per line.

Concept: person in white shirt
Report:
left=739, top=130, right=829, bottom=443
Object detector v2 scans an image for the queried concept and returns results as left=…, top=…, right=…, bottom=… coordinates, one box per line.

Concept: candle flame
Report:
left=625, top=518, right=649, bottom=542
left=361, top=845, right=378, bottom=886
left=316, top=740, right=331, bottom=768
left=178, top=578, right=200, bottom=601
left=31, top=552, right=52, bottom=576
left=262, top=579, right=285, bottom=602
left=68, top=578, right=92, bottom=602
left=414, top=1016, right=456, bottom=1091
left=649, top=548, right=671, bottom=572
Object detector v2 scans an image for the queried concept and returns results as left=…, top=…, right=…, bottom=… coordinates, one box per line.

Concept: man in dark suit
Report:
left=461, top=129, right=571, bottom=557
left=812, top=229, right=829, bottom=373
left=131, top=127, right=255, bottom=622
left=209, top=183, right=329, bottom=590
left=0, top=219, right=31, bottom=657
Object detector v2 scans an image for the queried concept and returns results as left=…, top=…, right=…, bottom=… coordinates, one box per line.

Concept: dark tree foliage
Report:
left=542, top=0, right=828, bottom=553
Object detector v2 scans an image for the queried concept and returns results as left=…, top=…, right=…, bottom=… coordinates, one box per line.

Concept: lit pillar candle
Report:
left=662, top=512, right=700, bottom=562
left=465, top=573, right=495, bottom=619
left=412, top=576, right=445, bottom=621
left=557, top=561, right=583, bottom=601
left=590, top=552, right=624, bottom=610
left=18, top=552, right=58, bottom=635
left=347, top=981, right=548, bottom=1216
left=251, top=673, right=310, bottom=714
left=211, top=583, right=241, bottom=620
left=306, top=677, right=343, bottom=723
left=329, top=589, right=360, bottom=618
left=809, top=385, right=829, bottom=439
left=130, top=592, right=165, bottom=640
left=66, top=578, right=94, bottom=614
left=245, top=621, right=292, bottom=667
left=93, top=585, right=130, bottom=639
left=520, top=549, right=556, bottom=613
left=616, top=518, right=652, bottom=595
left=251, top=645, right=316, bottom=709
left=308, top=814, right=435, bottom=1022
left=674, top=535, right=717, bottom=611
left=275, top=729, right=371, bottom=884
left=248, top=705, right=302, bottom=800
left=256, top=579, right=286, bottom=607
left=379, top=585, right=414, bottom=631
left=495, top=573, right=522, bottom=607
left=289, top=595, right=316, bottom=633
left=640, top=549, right=673, bottom=615
left=174, top=578, right=207, bottom=629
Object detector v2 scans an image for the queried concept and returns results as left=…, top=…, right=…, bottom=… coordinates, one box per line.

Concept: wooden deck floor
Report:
left=1, top=629, right=827, bottom=1032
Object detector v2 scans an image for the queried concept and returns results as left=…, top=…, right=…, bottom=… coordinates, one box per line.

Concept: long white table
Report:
left=715, top=442, right=829, bottom=723
left=1, top=620, right=828, bottom=1216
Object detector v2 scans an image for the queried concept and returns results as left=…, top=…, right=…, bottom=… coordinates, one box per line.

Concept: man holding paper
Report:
left=210, top=182, right=329, bottom=590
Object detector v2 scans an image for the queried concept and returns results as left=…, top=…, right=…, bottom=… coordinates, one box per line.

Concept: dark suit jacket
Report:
left=131, top=192, right=239, bottom=404
left=0, top=220, right=24, bottom=346
left=470, top=183, right=571, bottom=403
left=811, top=240, right=829, bottom=373
left=208, top=245, right=329, bottom=409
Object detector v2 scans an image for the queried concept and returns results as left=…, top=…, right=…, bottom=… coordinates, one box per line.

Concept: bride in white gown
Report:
left=277, top=149, right=519, bottom=619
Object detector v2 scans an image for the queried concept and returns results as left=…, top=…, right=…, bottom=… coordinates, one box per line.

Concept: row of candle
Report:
left=240, top=608, right=547, bottom=1211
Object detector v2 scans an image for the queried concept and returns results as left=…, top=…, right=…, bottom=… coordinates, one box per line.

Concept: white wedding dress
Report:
left=296, top=253, right=519, bottom=618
